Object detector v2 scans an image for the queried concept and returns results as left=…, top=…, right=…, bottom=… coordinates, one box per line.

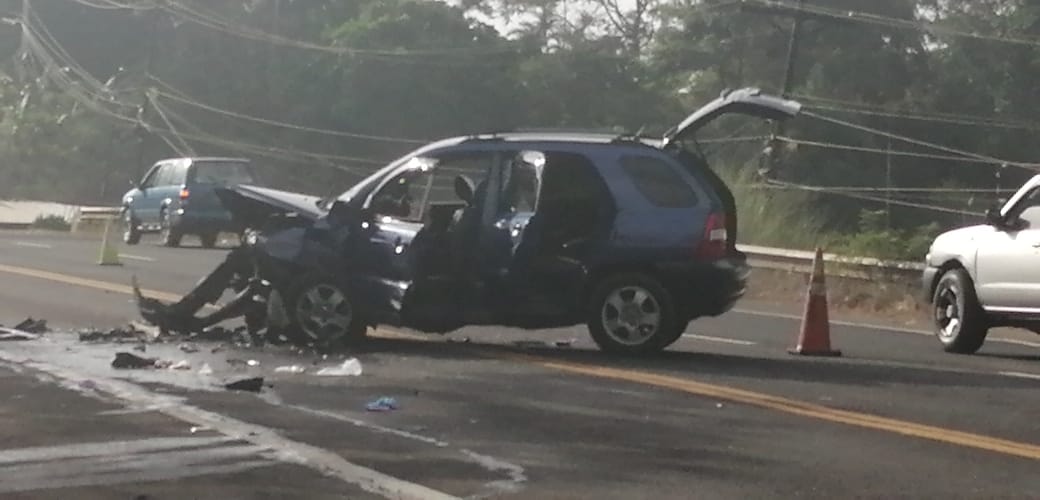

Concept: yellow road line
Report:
left=0, top=263, right=181, bottom=302
left=2, top=261, right=1039, bottom=461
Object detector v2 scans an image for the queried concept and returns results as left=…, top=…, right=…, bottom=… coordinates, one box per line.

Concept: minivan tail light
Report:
left=695, top=212, right=727, bottom=260
left=179, top=188, right=190, bottom=200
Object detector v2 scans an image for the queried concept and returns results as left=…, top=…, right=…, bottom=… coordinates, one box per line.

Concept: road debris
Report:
left=79, top=326, right=142, bottom=343
left=14, top=317, right=48, bottom=333
left=247, top=359, right=260, bottom=367
left=169, top=360, right=192, bottom=371
left=133, top=344, right=147, bottom=352
left=198, top=363, right=214, bottom=375
left=0, top=328, right=40, bottom=341
left=178, top=342, right=200, bottom=353
left=554, top=340, right=575, bottom=348
left=224, top=377, right=264, bottom=393
left=111, top=352, right=158, bottom=369
left=513, top=340, right=549, bottom=349
left=315, top=358, right=362, bottom=377
left=365, top=397, right=399, bottom=412
left=274, top=365, right=307, bottom=374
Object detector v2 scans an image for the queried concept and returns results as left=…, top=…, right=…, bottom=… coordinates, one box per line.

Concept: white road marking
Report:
left=0, top=355, right=459, bottom=500
left=683, top=334, right=757, bottom=346
left=0, top=438, right=275, bottom=493
left=14, top=241, right=52, bottom=249
left=118, top=253, right=156, bottom=262
left=733, top=308, right=1040, bottom=349
left=0, top=436, right=233, bottom=464
left=990, top=338, right=1040, bottom=349
left=285, top=404, right=527, bottom=497
left=998, top=371, right=1040, bottom=380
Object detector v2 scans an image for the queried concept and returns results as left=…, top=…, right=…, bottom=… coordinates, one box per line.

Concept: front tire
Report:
left=587, top=273, right=681, bottom=355
left=122, top=209, right=141, bottom=245
left=932, top=268, right=989, bottom=354
left=285, top=274, right=368, bottom=348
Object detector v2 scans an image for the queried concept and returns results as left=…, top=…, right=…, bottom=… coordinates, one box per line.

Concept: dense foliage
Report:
left=2, top=0, right=1038, bottom=258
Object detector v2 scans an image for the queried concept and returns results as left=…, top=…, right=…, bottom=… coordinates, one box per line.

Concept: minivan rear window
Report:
left=191, top=161, right=255, bottom=185
left=619, top=154, right=699, bottom=208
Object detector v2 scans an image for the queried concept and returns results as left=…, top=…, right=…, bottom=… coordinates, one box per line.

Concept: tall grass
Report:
left=719, top=167, right=826, bottom=250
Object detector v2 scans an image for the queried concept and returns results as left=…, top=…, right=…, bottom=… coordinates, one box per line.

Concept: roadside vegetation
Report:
left=0, top=0, right=1030, bottom=260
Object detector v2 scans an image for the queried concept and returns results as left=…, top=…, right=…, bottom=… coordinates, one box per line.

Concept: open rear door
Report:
left=662, top=87, right=802, bottom=148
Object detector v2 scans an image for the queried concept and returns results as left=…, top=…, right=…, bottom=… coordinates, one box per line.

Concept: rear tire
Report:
left=284, top=274, right=368, bottom=348
left=122, top=209, right=141, bottom=245
left=586, top=273, right=680, bottom=355
left=932, top=268, right=989, bottom=354
left=159, top=209, right=182, bottom=248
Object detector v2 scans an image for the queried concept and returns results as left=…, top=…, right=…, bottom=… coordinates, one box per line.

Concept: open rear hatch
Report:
left=662, top=87, right=802, bottom=148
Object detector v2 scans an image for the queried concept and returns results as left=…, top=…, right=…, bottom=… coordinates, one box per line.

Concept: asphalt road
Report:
left=0, top=230, right=1038, bottom=499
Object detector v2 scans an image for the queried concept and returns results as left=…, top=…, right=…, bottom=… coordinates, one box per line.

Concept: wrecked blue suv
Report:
left=136, top=88, right=801, bottom=354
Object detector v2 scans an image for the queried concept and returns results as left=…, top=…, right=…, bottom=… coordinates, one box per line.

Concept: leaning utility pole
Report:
left=135, top=8, right=160, bottom=178
left=740, top=0, right=811, bottom=177
left=768, top=0, right=805, bottom=177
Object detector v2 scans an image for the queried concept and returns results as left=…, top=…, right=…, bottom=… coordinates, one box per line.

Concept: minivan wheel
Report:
left=199, top=232, right=218, bottom=249
left=932, top=268, right=989, bottom=354
left=285, top=274, right=367, bottom=348
left=158, top=210, right=182, bottom=248
left=587, top=273, right=681, bottom=355
left=122, top=210, right=141, bottom=245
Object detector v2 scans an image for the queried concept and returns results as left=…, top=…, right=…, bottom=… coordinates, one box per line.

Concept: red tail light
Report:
left=179, top=188, right=190, bottom=200
left=695, top=212, right=727, bottom=260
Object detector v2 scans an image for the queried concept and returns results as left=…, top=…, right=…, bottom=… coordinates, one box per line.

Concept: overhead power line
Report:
left=763, top=179, right=983, bottom=216
left=148, top=76, right=428, bottom=145
left=741, top=0, right=1040, bottom=49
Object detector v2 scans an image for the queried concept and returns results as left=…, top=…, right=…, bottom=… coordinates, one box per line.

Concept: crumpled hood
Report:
left=215, top=185, right=325, bottom=228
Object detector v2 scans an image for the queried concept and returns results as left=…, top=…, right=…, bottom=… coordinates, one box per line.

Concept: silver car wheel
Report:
left=294, top=283, right=353, bottom=342
left=601, top=285, right=662, bottom=346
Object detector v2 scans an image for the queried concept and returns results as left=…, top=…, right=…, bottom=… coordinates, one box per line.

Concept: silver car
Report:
left=923, top=174, right=1040, bottom=353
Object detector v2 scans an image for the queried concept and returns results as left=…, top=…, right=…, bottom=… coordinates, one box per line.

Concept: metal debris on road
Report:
left=13, top=317, right=48, bottom=333
left=198, top=363, right=214, bottom=375
left=247, top=359, right=260, bottom=367
left=224, top=377, right=265, bottom=393
left=111, top=352, right=158, bottom=369
left=178, top=342, right=200, bottom=353
left=315, top=358, right=362, bottom=377
left=169, top=360, right=192, bottom=370
left=365, top=397, right=399, bottom=412
left=274, top=365, right=307, bottom=374
left=513, top=340, right=549, bottom=349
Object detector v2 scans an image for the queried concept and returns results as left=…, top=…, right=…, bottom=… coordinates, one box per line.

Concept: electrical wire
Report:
left=148, top=77, right=428, bottom=145
left=801, top=110, right=1040, bottom=169
left=763, top=179, right=982, bottom=216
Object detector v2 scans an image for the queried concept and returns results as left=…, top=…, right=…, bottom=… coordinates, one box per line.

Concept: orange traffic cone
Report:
left=788, top=247, right=842, bottom=357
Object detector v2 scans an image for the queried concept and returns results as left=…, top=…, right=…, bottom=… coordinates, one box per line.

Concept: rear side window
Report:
left=191, top=161, right=255, bottom=185
left=619, top=154, right=699, bottom=208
